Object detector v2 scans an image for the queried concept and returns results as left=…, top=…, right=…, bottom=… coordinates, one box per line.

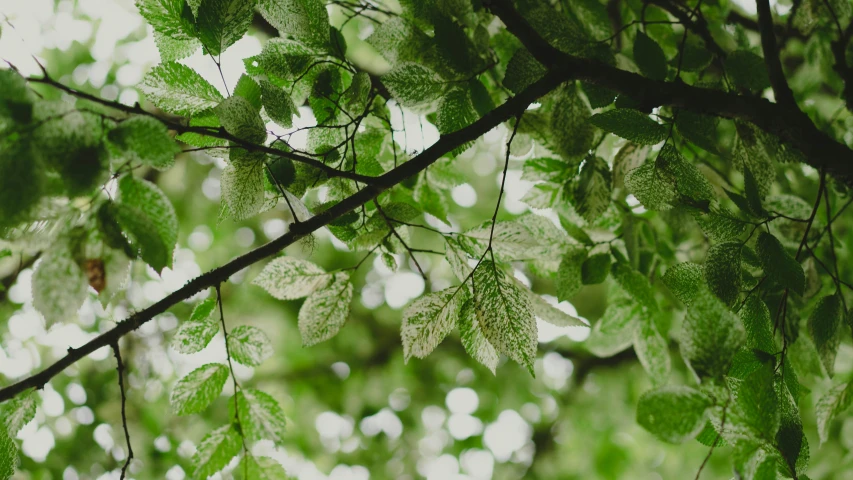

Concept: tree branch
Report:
left=484, top=0, right=853, bottom=186
left=0, top=70, right=565, bottom=404
left=646, top=0, right=727, bottom=58
left=755, top=0, right=797, bottom=107
left=25, top=75, right=382, bottom=186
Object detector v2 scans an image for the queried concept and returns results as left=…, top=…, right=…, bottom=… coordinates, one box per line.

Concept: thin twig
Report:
left=111, top=342, right=133, bottom=480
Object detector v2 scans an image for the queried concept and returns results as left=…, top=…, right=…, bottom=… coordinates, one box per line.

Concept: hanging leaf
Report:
left=816, top=381, right=853, bottom=444
left=257, top=0, right=331, bottom=49
left=252, top=256, right=332, bottom=300
left=115, top=176, right=179, bottom=273
left=297, top=272, right=353, bottom=346
left=556, top=246, right=587, bottom=301
left=32, top=245, right=88, bottom=326
left=401, top=288, right=465, bottom=361
left=704, top=241, right=742, bottom=306
left=756, top=232, right=805, bottom=296
left=634, top=315, right=671, bottom=386
left=458, top=298, right=500, bottom=374
left=472, top=261, right=537, bottom=372
left=662, top=262, right=703, bottom=306
left=140, top=62, right=224, bottom=115
left=172, top=299, right=220, bottom=354
left=232, top=388, right=288, bottom=443
left=636, top=386, right=712, bottom=443
left=634, top=32, right=668, bottom=81
left=191, top=424, right=241, bottom=479
left=808, top=294, right=843, bottom=377
left=196, top=0, right=256, bottom=56
left=108, top=116, right=180, bottom=170
left=589, top=109, right=668, bottom=145
left=170, top=363, right=229, bottom=415
left=227, top=325, right=273, bottom=366
left=0, top=389, right=38, bottom=436
left=680, top=288, right=745, bottom=379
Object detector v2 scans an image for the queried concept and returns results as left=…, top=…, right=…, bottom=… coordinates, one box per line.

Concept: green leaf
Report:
left=365, top=16, right=432, bottom=65
left=401, top=288, right=465, bottom=361
left=436, top=88, right=478, bottom=155
left=740, top=296, right=776, bottom=354
left=624, top=163, right=678, bottom=210
left=257, top=0, right=330, bottom=49
left=732, top=359, right=780, bottom=439
left=756, top=232, right=805, bottom=296
left=1, top=389, right=37, bottom=436
left=460, top=214, right=571, bottom=271
left=116, top=176, right=178, bottom=273
left=808, top=293, right=843, bottom=377
left=108, top=116, right=180, bottom=170
left=743, top=166, right=766, bottom=217
left=704, top=241, right=742, bottom=306
left=382, top=63, right=445, bottom=108
left=191, top=424, right=241, bottom=478
left=636, top=386, right=711, bottom=443
left=240, top=455, right=289, bottom=479
left=233, top=74, right=262, bottom=110
left=214, top=95, right=267, bottom=143
left=581, top=253, right=610, bottom=284
left=522, top=157, right=567, bottom=183
left=170, top=363, right=229, bottom=415
left=589, top=109, right=667, bottom=145
left=175, top=109, right=227, bottom=147
left=675, top=111, right=718, bottom=153
left=458, top=298, right=500, bottom=374
left=655, top=145, right=714, bottom=202
left=32, top=245, right=88, bottom=326
left=232, top=388, right=287, bottom=443
left=570, top=156, right=612, bottom=222
left=0, top=424, right=15, bottom=480
left=634, top=32, right=667, bottom=80
left=414, top=175, right=450, bottom=225
left=662, top=262, right=703, bottom=306
left=140, top=62, right=224, bottom=115
left=568, top=0, right=612, bottom=41
left=172, top=299, right=220, bottom=354
left=196, top=0, right=255, bottom=55
left=136, top=0, right=199, bottom=61
left=0, top=140, right=42, bottom=231
left=681, top=288, right=745, bottom=379
left=692, top=206, right=747, bottom=242
left=227, top=325, right=273, bottom=366
left=257, top=38, right=316, bottom=81
left=220, top=157, right=265, bottom=220
left=816, top=381, right=853, bottom=444
left=521, top=183, right=560, bottom=209
left=550, top=84, right=595, bottom=158
left=726, top=50, right=771, bottom=92
left=634, top=314, right=671, bottom=386
left=556, top=247, right=587, bottom=301
left=610, top=262, right=657, bottom=312
left=776, top=384, right=809, bottom=477
left=514, top=276, right=587, bottom=327
left=586, top=291, right=639, bottom=357
left=260, top=80, right=298, bottom=129
left=297, top=272, right=353, bottom=346
left=252, top=256, right=332, bottom=300
left=472, top=261, right=537, bottom=372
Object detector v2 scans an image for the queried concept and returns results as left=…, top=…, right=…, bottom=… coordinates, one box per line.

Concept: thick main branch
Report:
left=486, top=0, right=853, bottom=185
left=0, top=70, right=565, bottom=403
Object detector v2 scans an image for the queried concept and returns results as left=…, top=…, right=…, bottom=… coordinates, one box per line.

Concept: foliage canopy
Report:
left=2, top=0, right=853, bottom=478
